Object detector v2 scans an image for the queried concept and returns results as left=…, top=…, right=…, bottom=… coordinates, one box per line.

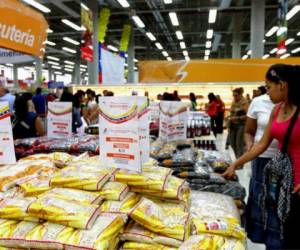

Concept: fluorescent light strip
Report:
left=280, top=53, right=290, bottom=59
left=205, top=50, right=210, bottom=56
left=132, top=15, right=145, bottom=28
left=297, top=31, right=300, bottom=36
left=134, top=59, right=138, bottom=62
left=185, top=56, right=190, bottom=61
left=277, top=27, right=287, bottom=36
left=64, top=60, right=75, bottom=65
left=242, top=55, right=248, bottom=60
left=80, top=3, right=89, bottom=11
left=62, top=19, right=82, bottom=31
left=286, top=5, right=300, bottom=21
left=62, top=47, right=77, bottom=54
left=116, top=0, right=130, bottom=8
left=65, top=65, right=74, bottom=69
left=63, top=37, right=80, bottom=45
left=44, top=40, right=56, bottom=46
left=180, top=42, right=186, bottom=49
left=47, top=56, right=59, bottom=61
left=48, top=61, right=59, bottom=66
left=265, top=26, right=278, bottom=37
left=204, top=56, right=209, bottom=60
left=206, top=29, right=213, bottom=39
left=270, top=48, right=278, bottom=54
left=183, top=50, right=188, bottom=56
left=54, top=71, right=62, bottom=75
left=277, top=48, right=287, bottom=55
left=5, top=63, right=13, bottom=67
left=107, top=45, right=118, bottom=52
left=162, top=51, right=169, bottom=57
left=146, top=32, right=156, bottom=41
left=80, top=65, right=88, bottom=69
left=262, top=54, right=270, bottom=59
left=285, top=38, right=295, bottom=45
left=164, top=0, right=172, bottom=4
left=51, top=66, right=61, bottom=70
left=292, top=47, right=300, bottom=54
left=167, top=57, right=172, bottom=61
left=205, top=41, right=212, bottom=48
left=22, top=0, right=50, bottom=13
left=155, top=43, right=163, bottom=50
left=176, top=31, right=183, bottom=40
left=247, top=50, right=252, bottom=55
left=46, top=28, right=53, bottom=33
left=169, top=12, right=179, bottom=26
left=208, top=9, right=217, bottom=24
left=65, top=68, right=73, bottom=72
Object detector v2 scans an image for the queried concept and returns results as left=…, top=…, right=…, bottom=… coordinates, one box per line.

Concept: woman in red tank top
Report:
left=223, top=64, right=300, bottom=249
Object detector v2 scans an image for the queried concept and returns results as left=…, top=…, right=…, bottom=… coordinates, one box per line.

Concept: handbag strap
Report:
left=282, top=106, right=300, bottom=153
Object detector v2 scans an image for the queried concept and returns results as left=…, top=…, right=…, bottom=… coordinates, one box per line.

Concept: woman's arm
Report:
left=244, top=117, right=257, bottom=151
left=35, top=117, right=46, bottom=136
left=223, top=108, right=275, bottom=178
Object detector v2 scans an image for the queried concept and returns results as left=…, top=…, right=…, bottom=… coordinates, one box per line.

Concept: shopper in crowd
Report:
left=162, top=92, right=175, bottom=101
left=223, top=64, right=300, bottom=249
left=206, top=93, right=218, bottom=136
left=252, top=89, right=260, bottom=99
left=257, top=85, right=267, bottom=96
left=189, top=92, right=197, bottom=111
left=86, top=89, right=97, bottom=109
left=157, top=94, right=162, bottom=101
left=106, top=91, right=114, bottom=96
left=32, top=87, right=46, bottom=118
left=244, top=90, right=279, bottom=248
left=173, top=90, right=181, bottom=101
left=228, top=87, right=248, bottom=159
left=0, top=86, right=15, bottom=114
left=12, top=93, right=45, bottom=139
left=216, top=95, right=225, bottom=134
left=246, top=93, right=251, bottom=103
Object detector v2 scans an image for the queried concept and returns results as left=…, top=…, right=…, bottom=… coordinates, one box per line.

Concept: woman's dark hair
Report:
left=36, top=87, right=42, bottom=95
left=73, top=93, right=81, bottom=108
left=60, top=91, right=73, bottom=102
left=14, top=92, right=33, bottom=120
left=189, top=93, right=196, bottom=102
left=258, top=85, right=267, bottom=95
left=208, top=92, right=217, bottom=103
left=162, top=92, right=175, bottom=101
left=266, top=64, right=300, bottom=107
left=233, top=87, right=244, bottom=95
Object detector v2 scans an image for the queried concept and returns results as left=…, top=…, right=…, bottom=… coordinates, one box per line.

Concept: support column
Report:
left=88, top=1, right=99, bottom=85
left=232, top=14, right=242, bottom=58
left=48, top=65, right=53, bottom=82
left=35, top=57, right=43, bottom=85
left=250, top=0, right=265, bottom=58
left=74, top=52, right=81, bottom=84
left=224, top=38, right=231, bottom=59
left=13, top=65, right=18, bottom=88
left=127, top=31, right=135, bottom=83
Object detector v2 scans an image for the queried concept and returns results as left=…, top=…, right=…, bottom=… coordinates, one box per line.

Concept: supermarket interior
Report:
left=1, top=0, right=300, bottom=249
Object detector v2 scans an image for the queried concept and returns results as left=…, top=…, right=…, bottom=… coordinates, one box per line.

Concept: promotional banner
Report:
left=0, top=0, right=48, bottom=57
left=137, top=97, right=150, bottom=165
left=98, top=97, right=141, bottom=172
left=159, top=101, right=188, bottom=141
left=48, top=81, right=64, bottom=89
left=101, top=48, right=125, bottom=84
left=0, top=48, right=34, bottom=64
left=47, top=102, right=72, bottom=138
left=81, top=5, right=93, bottom=62
left=0, top=102, right=16, bottom=164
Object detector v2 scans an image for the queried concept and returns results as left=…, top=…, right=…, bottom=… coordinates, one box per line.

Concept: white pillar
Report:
left=127, top=31, right=135, bottom=83
left=13, top=65, right=18, bottom=88
left=232, top=14, right=242, bottom=58
left=35, top=57, right=43, bottom=85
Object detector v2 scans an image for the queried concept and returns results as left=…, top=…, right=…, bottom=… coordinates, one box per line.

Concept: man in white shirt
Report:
left=0, top=86, right=15, bottom=114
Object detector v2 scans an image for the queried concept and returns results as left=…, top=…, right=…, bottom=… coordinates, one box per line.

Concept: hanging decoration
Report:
left=276, top=0, right=288, bottom=57
left=119, top=24, right=132, bottom=53
left=98, top=8, right=111, bottom=43
left=81, top=5, right=94, bottom=62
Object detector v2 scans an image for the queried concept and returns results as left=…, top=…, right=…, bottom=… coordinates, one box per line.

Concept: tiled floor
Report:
left=215, top=133, right=266, bottom=250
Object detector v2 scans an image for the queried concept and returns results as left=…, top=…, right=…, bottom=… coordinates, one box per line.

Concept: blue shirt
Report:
left=0, top=93, right=15, bottom=114
left=32, top=94, right=46, bottom=116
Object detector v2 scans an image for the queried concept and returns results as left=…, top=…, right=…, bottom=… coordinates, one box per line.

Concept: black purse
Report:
left=260, top=106, right=300, bottom=238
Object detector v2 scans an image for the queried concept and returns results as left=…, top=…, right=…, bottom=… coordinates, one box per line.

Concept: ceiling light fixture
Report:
left=22, top=0, right=50, bottom=13
left=162, top=51, right=169, bottom=57
left=155, top=43, right=163, bottom=50
left=297, top=31, right=300, bottom=36
left=205, top=41, right=212, bottom=48
left=134, top=59, right=138, bottom=62
left=180, top=42, right=186, bottom=49
left=146, top=32, right=156, bottom=41
left=205, top=50, right=210, bottom=56
left=43, top=40, right=56, bottom=46
left=64, top=60, right=75, bottom=65
left=47, top=56, right=59, bottom=61
left=270, top=48, right=278, bottom=54
left=292, top=47, right=300, bottom=54
left=48, top=61, right=59, bottom=66
left=176, top=31, right=183, bottom=40
left=169, top=12, right=179, bottom=26
left=285, top=38, right=295, bottom=45
left=247, top=50, right=252, bottom=55
left=286, top=5, right=300, bottom=20
left=64, top=68, right=73, bottom=72
left=183, top=50, right=188, bottom=56
left=54, top=71, right=62, bottom=75
left=280, top=53, right=290, bottom=59
left=277, top=26, right=287, bottom=36
left=5, top=63, right=13, bottom=67
left=80, top=3, right=89, bottom=11
left=116, top=0, right=130, bottom=8
left=204, top=56, right=209, bottom=60
left=62, top=47, right=77, bottom=54
left=164, top=0, right=172, bottom=4
left=263, top=39, right=266, bottom=43
left=51, top=65, right=61, bottom=70
left=206, top=29, right=214, bottom=39
left=167, top=57, right=172, bottom=61
left=80, top=65, right=88, bottom=68
left=132, top=15, right=145, bottom=28
left=46, top=28, right=53, bottom=33
left=265, top=26, right=279, bottom=37
left=65, top=65, right=74, bottom=69
left=262, top=54, right=270, bottom=59
left=242, top=55, right=248, bottom=60
left=107, top=45, right=118, bottom=52
left=185, top=56, right=190, bottom=61
left=208, top=9, right=217, bottom=24
left=62, top=19, right=82, bottom=31
left=277, top=48, right=287, bottom=55
left=63, top=37, right=80, bottom=45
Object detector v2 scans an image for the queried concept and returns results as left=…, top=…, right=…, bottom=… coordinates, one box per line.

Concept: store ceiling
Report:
left=25, top=0, right=300, bottom=64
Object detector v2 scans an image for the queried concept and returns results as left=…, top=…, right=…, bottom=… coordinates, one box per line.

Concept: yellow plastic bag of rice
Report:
left=50, top=168, right=110, bottom=191
left=0, top=198, right=37, bottom=222
left=130, top=198, right=190, bottom=241
left=52, top=152, right=73, bottom=168
left=98, top=182, right=129, bottom=201
left=120, top=221, right=183, bottom=247
left=220, top=238, right=245, bottom=250
left=100, top=192, right=140, bottom=215
left=115, top=166, right=172, bottom=191
left=25, top=222, right=74, bottom=249
left=0, top=221, right=38, bottom=248
left=178, top=235, right=220, bottom=250
left=41, top=188, right=103, bottom=205
left=27, top=196, right=100, bottom=229
left=0, top=219, right=19, bottom=237
left=192, top=217, right=246, bottom=240
left=122, top=242, right=177, bottom=250
left=64, top=213, right=124, bottom=250
left=19, top=175, right=52, bottom=197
